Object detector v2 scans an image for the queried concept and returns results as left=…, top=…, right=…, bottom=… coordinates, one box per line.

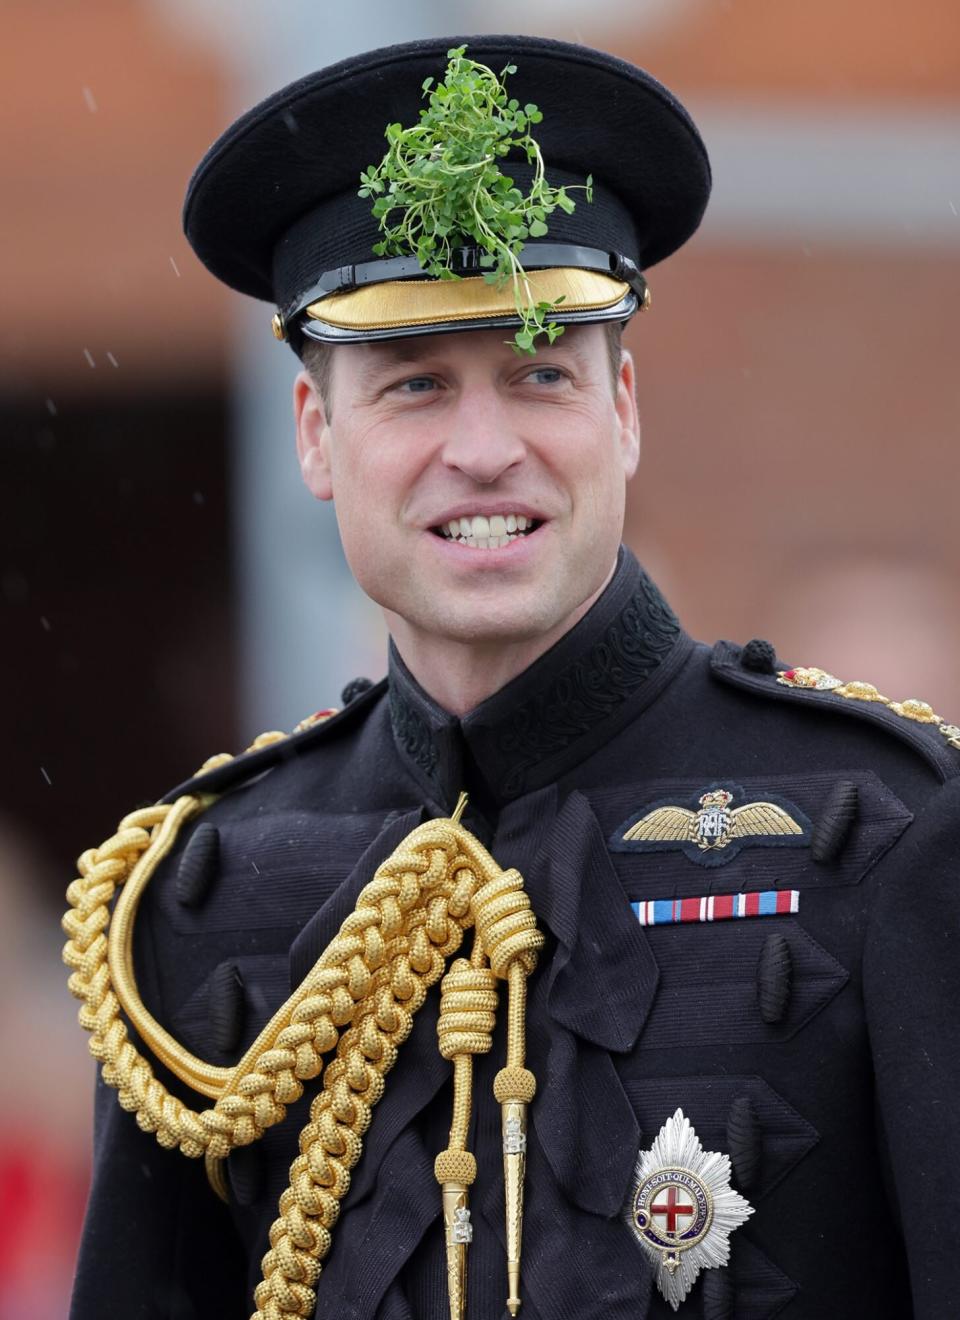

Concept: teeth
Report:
left=436, top=513, right=538, bottom=549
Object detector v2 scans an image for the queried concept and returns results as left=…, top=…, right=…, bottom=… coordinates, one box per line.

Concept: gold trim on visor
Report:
left=306, top=267, right=632, bottom=332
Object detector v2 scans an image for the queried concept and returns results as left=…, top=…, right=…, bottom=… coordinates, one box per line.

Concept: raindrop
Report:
left=107, top=351, right=119, bottom=368
left=82, top=86, right=98, bottom=113
left=169, top=256, right=181, bottom=277
left=40, top=616, right=51, bottom=632
left=251, top=860, right=260, bottom=875
left=45, top=398, right=57, bottom=416
left=192, top=491, right=205, bottom=506
left=950, top=201, right=958, bottom=218
left=40, top=766, right=52, bottom=786
left=83, top=348, right=96, bottom=368
left=282, top=110, right=299, bottom=135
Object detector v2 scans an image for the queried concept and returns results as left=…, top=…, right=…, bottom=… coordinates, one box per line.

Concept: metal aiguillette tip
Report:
left=442, top=1181, right=472, bottom=1320
left=507, top=1275, right=521, bottom=1316
left=502, top=1099, right=528, bottom=1318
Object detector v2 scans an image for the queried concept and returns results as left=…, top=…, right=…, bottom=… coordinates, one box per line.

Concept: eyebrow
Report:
left=362, top=331, right=589, bottom=372
left=366, top=340, right=438, bottom=367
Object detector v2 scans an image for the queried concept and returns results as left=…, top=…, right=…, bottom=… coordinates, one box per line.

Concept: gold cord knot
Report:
left=437, top=959, right=498, bottom=1060
left=472, top=869, right=544, bottom=978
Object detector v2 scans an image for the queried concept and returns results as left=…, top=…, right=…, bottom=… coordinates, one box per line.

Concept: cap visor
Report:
left=304, top=268, right=631, bottom=340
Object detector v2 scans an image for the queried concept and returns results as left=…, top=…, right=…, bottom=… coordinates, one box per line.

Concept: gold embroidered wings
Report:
left=622, top=805, right=699, bottom=844
left=622, top=800, right=804, bottom=850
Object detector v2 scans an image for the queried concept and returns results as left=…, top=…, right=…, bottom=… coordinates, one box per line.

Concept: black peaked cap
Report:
left=183, top=34, right=711, bottom=316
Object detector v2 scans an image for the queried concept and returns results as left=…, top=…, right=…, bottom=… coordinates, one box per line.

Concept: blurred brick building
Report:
left=1, top=3, right=957, bottom=1312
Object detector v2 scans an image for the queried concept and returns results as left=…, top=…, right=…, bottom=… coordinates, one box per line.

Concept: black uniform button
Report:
left=341, top=676, right=374, bottom=704
left=175, top=822, right=219, bottom=907
left=726, top=1095, right=761, bottom=1193
left=739, top=638, right=778, bottom=673
left=756, top=931, right=792, bottom=1025
left=811, top=779, right=859, bottom=863
left=209, top=960, right=245, bottom=1055
left=702, top=1268, right=734, bottom=1320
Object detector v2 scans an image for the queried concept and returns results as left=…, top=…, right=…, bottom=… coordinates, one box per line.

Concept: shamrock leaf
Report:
left=358, top=45, right=593, bottom=354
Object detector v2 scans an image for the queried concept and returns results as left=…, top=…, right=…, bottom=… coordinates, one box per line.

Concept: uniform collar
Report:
left=388, top=546, right=690, bottom=808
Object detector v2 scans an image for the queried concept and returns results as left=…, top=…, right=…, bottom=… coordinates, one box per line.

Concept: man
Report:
left=64, top=34, right=960, bottom=1320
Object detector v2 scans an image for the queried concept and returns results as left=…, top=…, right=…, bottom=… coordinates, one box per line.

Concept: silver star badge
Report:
left=625, top=1109, right=753, bottom=1310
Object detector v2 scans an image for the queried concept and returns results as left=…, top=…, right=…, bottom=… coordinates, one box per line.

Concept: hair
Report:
left=300, top=319, right=624, bottom=419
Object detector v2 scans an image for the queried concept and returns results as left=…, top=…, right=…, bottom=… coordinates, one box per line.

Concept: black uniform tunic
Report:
left=71, top=549, right=960, bottom=1320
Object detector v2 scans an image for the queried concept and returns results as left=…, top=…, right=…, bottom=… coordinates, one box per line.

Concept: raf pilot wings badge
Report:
left=610, top=784, right=812, bottom=868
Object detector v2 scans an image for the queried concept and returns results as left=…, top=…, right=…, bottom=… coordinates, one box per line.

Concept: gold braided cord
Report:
left=65, top=802, right=331, bottom=1159
left=505, top=962, right=528, bottom=1070
left=62, top=724, right=348, bottom=1152
left=253, top=829, right=544, bottom=1320
left=62, top=739, right=546, bottom=1320
left=429, top=867, right=545, bottom=1320
left=108, top=794, right=232, bottom=1097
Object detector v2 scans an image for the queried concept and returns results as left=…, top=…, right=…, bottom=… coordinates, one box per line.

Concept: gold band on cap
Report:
left=306, top=268, right=631, bottom=333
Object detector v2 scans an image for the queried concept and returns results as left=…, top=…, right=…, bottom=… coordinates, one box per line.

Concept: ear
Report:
left=294, top=369, right=334, bottom=501
left=614, top=346, right=641, bottom=479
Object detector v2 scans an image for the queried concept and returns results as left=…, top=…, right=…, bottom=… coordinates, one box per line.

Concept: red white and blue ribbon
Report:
left=632, top=889, right=799, bottom=927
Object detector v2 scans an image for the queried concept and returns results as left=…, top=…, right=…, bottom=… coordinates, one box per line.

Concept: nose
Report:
left=439, top=385, right=526, bottom=484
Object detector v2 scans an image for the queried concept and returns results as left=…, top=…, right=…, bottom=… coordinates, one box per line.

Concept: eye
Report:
left=395, top=375, right=438, bottom=394
left=523, top=366, right=566, bottom=386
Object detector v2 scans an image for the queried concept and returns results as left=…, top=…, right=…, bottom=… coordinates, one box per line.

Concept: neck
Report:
left=385, top=564, right=617, bottom=717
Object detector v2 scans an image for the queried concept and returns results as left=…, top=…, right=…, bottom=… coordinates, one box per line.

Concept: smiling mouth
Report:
left=432, top=513, right=543, bottom=550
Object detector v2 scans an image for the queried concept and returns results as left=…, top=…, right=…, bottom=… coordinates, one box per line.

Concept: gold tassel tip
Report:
left=451, top=791, right=469, bottom=824
left=501, top=1098, right=529, bottom=1319
left=442, top=1181, right=472, bottom=1320
left=506, top=1278, right=521, bottom=1315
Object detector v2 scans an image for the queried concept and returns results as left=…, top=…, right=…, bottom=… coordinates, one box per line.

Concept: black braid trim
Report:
left=495, top=572, right=680, bottom=797
left=388, top=684, right=441, bottom=784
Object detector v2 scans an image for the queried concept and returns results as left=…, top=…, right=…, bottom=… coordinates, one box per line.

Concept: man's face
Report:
left=295, top=322, right=640, bottom=648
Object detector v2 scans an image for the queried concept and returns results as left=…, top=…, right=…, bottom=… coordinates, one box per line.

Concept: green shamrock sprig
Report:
left=358, top=45, right=592, bottom=354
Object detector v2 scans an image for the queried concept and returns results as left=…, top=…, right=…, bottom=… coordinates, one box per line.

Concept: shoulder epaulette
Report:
left=710, top=640, right=960, bottom=781
left=159, top=676, right=387, bottom=804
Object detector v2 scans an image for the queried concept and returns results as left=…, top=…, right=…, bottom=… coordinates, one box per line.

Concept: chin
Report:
left=401, top=583, right=590, bottom=648
left=365, top=546, right=618, bottom=648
